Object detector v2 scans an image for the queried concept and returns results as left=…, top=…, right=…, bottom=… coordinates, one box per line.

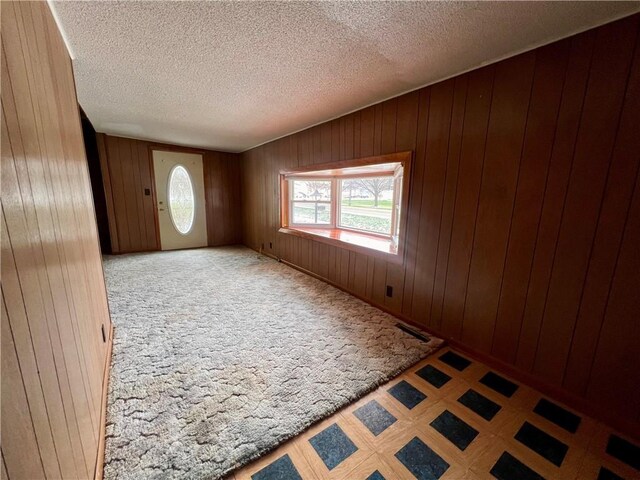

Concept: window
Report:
left=280, top=152, right=411, bottom=259
left=291, top=179, right=332, bottom=225
left=168, top=165, right=195, bottom=234
left=339, top=177, right=394, bottom=235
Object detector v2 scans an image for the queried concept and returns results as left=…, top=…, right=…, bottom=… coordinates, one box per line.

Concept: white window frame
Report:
left=286, top=170, right=402, bottom=239
left=279, top=152, right=412, bottom=260
left=336, top=175, right=396, bottom=238
left=288, top=177, right=336, bottom=228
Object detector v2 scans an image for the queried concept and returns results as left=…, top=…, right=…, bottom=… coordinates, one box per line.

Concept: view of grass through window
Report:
left=283, top=156, right=406, bottom=254
left=291, top=180, right=331, bottom=224
left=340, top=177, right=393, bottom=234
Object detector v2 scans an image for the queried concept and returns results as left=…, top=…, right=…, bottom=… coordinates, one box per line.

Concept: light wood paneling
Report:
left=240, top=14, right=640, bottom=438
left=1, top=1, right=112, bottom=477
left=97, top=134, right=241, bottom=252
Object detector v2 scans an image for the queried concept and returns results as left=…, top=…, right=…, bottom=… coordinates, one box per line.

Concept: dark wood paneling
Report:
left=515, top=29, right=597, bottom=373
left=99, top=135, right=156, bottom=253
left=565, top=36, right=640, bottom=397
left=532, top=17, right=638, bottom=385
left=97, top=135, right=242, bottom=252
left=491, top=40, right=570, bottom=363
left=240, top=14, right=640, bottom=438
left=204, top=150, right=242, bottom=246
left=461, top=52, right=536, bottom=352
left=1, top=1, right=113, bottom=477
left=401, top=89, right=431, bottom=318
left=586, top=167, right=640, bottom=419
left=439, top=66, right=494, bottom=340
left=411, top=79, right=455, bottom=326
left=429, top=76, right=468, bottom=331
left=385, top=92, right=420, bottom=313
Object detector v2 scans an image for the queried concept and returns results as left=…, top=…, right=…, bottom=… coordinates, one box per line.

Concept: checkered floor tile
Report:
left=231, top=347, right=640, bottom=480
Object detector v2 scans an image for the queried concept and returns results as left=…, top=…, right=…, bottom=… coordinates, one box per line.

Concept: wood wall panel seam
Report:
left=584, top=166, right=640, bottom=418
left=96, top=133, right=120, bottom=252
left=401, top=89, right=431, bottom=318
left=448, top=66, right=495, bottom=341
left=26, top=5, right=105, bottom=423
left=2, top=2, right=112, bottom=477
left=3, top=9, right=87, bottom=474
left=3, top=103, right=96, bottom=475
left=429, top=76, right=469, bottom=331
left=1, top=291, right=49, bottom=480
left=514, top=29, right=596, bottom=373
left=531, top=16, right=639, bottom=383
left=486, top=52, right=539, bottom=354
left=461, top=52, right=536, bottom=353
left=491, top=40, right=571, bottom=364
left=2, top=76, right=101, bottom=467
left=562, top=25, right=640, bottom=395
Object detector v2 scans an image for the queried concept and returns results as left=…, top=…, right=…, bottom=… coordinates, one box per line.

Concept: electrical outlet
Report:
left=386, top=285, right=393, bottom=297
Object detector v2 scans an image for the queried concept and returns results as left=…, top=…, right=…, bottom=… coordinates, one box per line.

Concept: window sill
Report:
left=279, top=227, right=402, bottom=263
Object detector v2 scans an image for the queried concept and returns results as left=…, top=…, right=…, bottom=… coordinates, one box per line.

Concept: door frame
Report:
left=146, top=143, right=209, bottom=251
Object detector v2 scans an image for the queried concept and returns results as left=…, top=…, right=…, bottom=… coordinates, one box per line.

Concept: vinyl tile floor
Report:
left=229, top=347, right=640, bottom=480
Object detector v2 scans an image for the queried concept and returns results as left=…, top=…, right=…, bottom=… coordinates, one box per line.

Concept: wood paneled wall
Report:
left=97, top=134, right=159, bottom=253
left=204, top=150, right=243, bottom=246
left=97, top=134, right=241, bottom=252
left=1, top=2, right=113, bottom=478
left=241, top=14, right=640, bottom=437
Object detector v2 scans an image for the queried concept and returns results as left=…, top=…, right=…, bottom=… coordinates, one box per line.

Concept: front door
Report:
left=152, top=150, right=207, bottom=250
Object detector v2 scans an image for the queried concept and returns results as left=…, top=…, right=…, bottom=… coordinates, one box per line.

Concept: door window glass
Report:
left=168, top=165, right=195, bottom=234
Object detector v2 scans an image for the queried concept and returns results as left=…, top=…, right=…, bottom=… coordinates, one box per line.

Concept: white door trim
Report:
left=152, top=150, right=208, bottom=250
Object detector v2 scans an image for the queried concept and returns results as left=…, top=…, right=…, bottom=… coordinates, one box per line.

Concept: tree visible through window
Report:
left=280, top=153, right=410, bottom=256
left=291, top=180, right=332, bottom=224
left=340, top=177, right=394, bottom=234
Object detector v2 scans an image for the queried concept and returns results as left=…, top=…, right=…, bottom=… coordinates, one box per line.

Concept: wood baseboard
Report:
left=94, top=324, right=114, bottom=480
left=266, top=250, right=639, bottom=442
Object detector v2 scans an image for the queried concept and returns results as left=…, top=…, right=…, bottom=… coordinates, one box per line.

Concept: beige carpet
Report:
left=102, top=246, right=443, bottom=479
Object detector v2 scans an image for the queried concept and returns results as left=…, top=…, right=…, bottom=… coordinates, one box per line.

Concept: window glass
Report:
left=281, top=157, right=408, bottom=255
left=339, top=177, right=394, bottom=235
left=292, top=180, right=331, bottom=201
left=291, top=180, right=332, bottom=225
left=168, top=165, right=195, bottom=234
left=292, top=202, right=331, bottom=224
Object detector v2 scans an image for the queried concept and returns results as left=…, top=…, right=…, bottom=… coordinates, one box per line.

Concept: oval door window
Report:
left=168, top=165, right=195, bottom=234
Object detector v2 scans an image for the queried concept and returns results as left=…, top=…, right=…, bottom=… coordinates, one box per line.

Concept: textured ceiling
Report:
left=51, top=1, right=639, bottom=153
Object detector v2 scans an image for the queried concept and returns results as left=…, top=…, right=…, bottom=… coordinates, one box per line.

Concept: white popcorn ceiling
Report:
left=51, top=1, right=639, bottom=153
